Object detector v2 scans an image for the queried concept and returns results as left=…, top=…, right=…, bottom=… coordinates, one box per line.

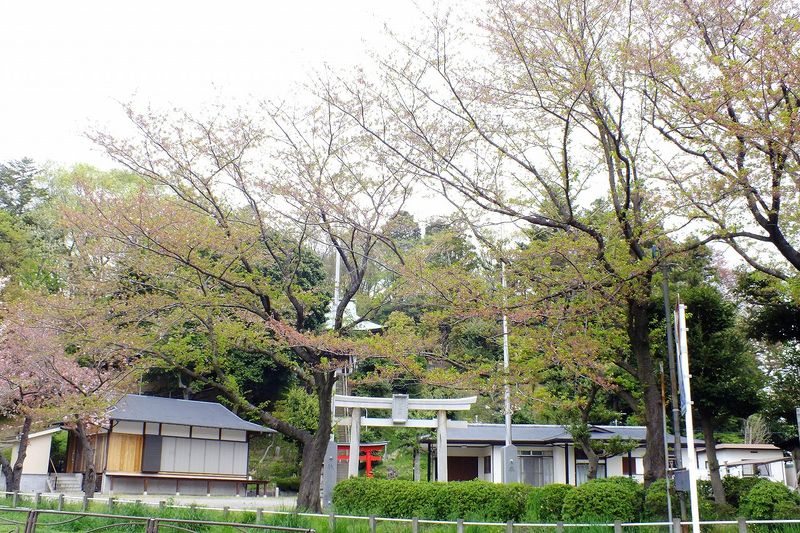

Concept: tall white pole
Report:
left=502, top=262, right=512, bottom=447
left=675, top=302, right=700, bottom=533
left=334, top=251, right=341, bottom=309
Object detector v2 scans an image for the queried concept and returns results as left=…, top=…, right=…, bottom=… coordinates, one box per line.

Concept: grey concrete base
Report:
left=502, top=445, right=519, bottom=483
left=18, top=474, right=50, bottom=493
left=321, top=441, right=338, bottom=509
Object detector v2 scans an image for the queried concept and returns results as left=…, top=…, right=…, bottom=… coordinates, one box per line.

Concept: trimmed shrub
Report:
left=524, top=487, right=544, bottom=521
left=722, top=476, right=762, bottom=508
left=740, top=479, right=800, bottom=520
left=643, top=478, right=673, bottom=520
left=332, top=478, right=534, bottom=521
left=562, top=478, right=642, bottom=522
left=536, top=483, right=574, bottom=521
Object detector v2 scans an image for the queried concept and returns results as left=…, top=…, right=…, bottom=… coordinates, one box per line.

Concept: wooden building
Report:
left=69, top=394, right=271, bottom=495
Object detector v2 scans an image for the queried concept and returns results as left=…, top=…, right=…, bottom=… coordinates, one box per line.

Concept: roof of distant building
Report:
left=420, top=423, right=699, bottom=446
left=109, top=394, right=271, bottom=433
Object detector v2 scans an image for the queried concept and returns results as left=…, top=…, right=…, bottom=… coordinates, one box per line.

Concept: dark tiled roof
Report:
left=109, top=394, right=271, bottom=433
left=421, top=423, right=695, bottom=445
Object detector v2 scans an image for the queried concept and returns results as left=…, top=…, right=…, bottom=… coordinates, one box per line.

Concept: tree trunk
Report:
left=700, top=415, right=726, bottom=505
left=296, top=370, right=336, bottom=512
left=579, top=438, right=600, bottom=480
left=75, top=420, right=97, bottom=498
left=0, top=416, right=33, bottom=493
left=628, top=297, right=666, bottom=487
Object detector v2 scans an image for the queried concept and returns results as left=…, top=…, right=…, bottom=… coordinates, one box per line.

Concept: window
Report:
left=576, top=462, right=606, bottom=485
left=622, top=456, right=637, bottom=476
left=519, top=451, right=554, bottom=487
left=483, top=455, right=492, bottom=475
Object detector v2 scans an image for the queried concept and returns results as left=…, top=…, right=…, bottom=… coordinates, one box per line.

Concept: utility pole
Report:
left=656, top=247, right=687, bottom=520
left=501, top=261, right=518, bottom=483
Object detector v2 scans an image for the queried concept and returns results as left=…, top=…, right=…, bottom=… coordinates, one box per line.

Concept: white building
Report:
left=421, top=423, right=795, bottom=488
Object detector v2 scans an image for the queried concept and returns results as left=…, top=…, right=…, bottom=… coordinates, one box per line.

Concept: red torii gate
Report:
left=336, top=442, right=387, bottom=478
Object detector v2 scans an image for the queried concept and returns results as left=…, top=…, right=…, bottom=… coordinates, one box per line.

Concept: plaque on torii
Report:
left=334, top=394, right=478, bottom=483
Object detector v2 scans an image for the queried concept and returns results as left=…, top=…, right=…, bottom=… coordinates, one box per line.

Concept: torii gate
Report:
left=334, top=394, right=477, bottom=483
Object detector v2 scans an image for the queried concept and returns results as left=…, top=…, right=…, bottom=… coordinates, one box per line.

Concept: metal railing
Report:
left=2, top=490, right=800, bottom=532
left=0, top=507, right=314, bottom=533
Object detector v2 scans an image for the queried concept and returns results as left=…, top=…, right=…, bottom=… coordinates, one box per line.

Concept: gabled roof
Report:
left=422, top=423, right=708, bottom=447
left=421, top=423, right=652, bottom=445
left=109, top=395, right=271, bottom=433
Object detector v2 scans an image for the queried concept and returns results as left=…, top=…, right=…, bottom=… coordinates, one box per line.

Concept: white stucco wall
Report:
left=10, top=431, right=54, bottom=475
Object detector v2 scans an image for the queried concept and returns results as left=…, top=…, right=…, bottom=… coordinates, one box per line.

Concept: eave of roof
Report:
left=109, top=394, right=272, bottom=433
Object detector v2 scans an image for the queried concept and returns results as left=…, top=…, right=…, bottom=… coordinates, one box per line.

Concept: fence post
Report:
left=557, top=521, right=564, bottom=533
left=328, top=509, right=336, bottom=531
left=614, top=520, right=622, bottom=533
left=457, top=518, right=465, bottom=533
left=24, top=509, right=37, bottom=533
left=369, top=514, right=377, bottom=533
left=146, top=518, right=158, bottom=533
left=737, top=517, right=747, bottom=533
left=57, top=493, right=64, bottom=511
left=412, top=517, right=419, bottom=533
left=34, top=492, right=41, bottom=508
left=159, top=500, right=165, bottom=510
left=256, top=508, right=263, bottom=524
left=108, top=497, right=115, bottom=512
left=506, top=519, right=514, bottom=533
left=673, top=517, right=682, bottom=533
left=11, top=491, right=18, bottom=508
left=223, top=506, right=230, bottom=519
left=81, top=494, right=88, bottom=511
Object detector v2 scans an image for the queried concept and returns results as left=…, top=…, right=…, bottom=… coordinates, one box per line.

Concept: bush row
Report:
left=334, top=476, right=800, bottom=523
left=333, top=478, right=533, bottom=521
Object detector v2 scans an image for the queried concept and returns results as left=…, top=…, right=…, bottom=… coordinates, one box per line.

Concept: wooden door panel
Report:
left=107, top=433, right=143, bottom=472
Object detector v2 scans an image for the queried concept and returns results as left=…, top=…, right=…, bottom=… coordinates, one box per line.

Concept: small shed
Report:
left=95, top=394, right=272, bottom=495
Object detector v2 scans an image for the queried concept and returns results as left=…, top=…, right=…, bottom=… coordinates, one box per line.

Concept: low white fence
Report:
left=3, top=490, right=800, bottom=532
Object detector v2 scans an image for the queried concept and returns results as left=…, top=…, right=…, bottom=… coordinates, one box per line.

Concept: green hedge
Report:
left=740, top=479, right=800, bottom=520
left=333, top=478, right=534, bottom=521
left=562, top=477, right=643, bottom=522
left=722, top=476, right=762, bottom=508
left=538, top=484, right=574, bottom=521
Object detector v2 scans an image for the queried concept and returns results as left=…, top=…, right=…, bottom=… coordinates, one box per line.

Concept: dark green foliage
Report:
left=562, top=477, right=642, bottom=522
left=537, top=483, right=574, bottom=521
left=740, top=480, right=800, bottom=520
left=643, top=478, right=672, bottom=520
left=332, top=478, right=533, bottom=521
left=722, top=475, right=763, bottom=508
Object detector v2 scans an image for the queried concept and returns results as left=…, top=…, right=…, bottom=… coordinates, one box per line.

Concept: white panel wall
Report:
left=193, top=426, right=219, bottom=440
left=159, top=437, right=247, bottom=475
left=221, top=429, right=246, bottom=441
left=173, top=439, right=191, bottom=472
left=114, top=421, right=144, bottom=434
left=204, top=440, right=220, bottom=473
left=161, top=437, right=176, bottom=471
left=162, top=424, right=191, bottom=437
left=233, top=442, right=248, bottom=475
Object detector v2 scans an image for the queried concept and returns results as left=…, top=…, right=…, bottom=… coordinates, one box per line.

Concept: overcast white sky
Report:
left=0, top=0, right=429, bottom=167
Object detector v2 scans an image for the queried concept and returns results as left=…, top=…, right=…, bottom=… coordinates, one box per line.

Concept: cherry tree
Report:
left=0, top=300, right=134, bottom=496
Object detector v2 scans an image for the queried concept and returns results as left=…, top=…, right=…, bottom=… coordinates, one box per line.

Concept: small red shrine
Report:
left=336, top=442, right=387, bottom=478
